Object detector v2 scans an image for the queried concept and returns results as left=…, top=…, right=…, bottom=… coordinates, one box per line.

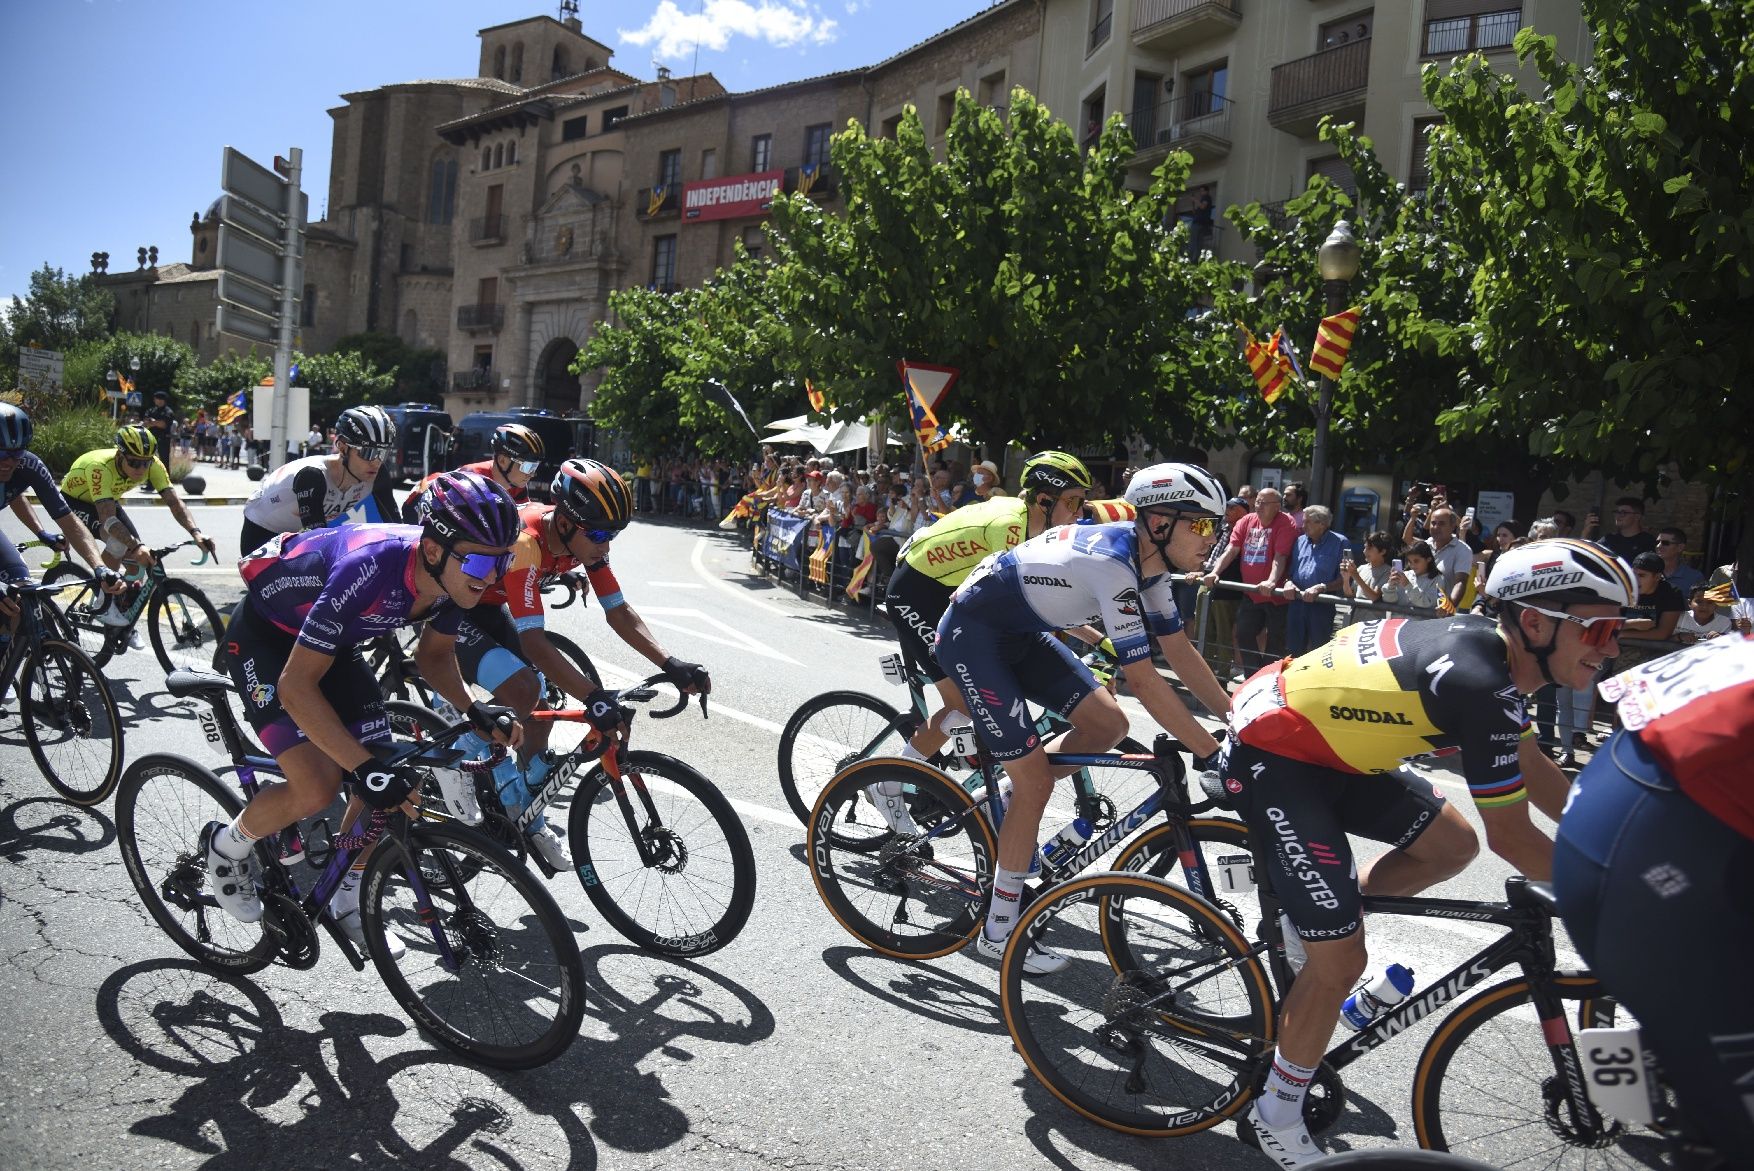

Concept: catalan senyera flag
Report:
left=1308, top=306, right=1361, bottom=380
left=844, top=530, right=874, bottom=600
left=1240, top=324, right=1296, bottom=405
left=805, top=378, right=826, bottom=414
left=216, top=388, right=248, bottom=426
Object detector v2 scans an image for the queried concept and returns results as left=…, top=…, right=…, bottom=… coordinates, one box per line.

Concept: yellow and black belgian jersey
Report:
left=1231, top=613, right=1533, bottom=809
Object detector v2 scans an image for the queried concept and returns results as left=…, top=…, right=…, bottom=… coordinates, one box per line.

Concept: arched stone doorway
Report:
left=536, top=338, right=582, bottom=414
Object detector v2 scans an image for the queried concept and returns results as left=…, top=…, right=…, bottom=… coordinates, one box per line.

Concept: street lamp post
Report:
left=1311, top=220, right=1360, bottom=509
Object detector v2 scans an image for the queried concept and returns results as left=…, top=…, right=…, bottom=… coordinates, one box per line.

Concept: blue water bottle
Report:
left=1340, top=964, right=1415, bottom=1030
left=1038, top=817, right=1094, bottom=872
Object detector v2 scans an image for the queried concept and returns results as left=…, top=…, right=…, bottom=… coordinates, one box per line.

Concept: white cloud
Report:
left=844, top=1, right=862, bottom=12
left=619, top=0, right=839, bottom=61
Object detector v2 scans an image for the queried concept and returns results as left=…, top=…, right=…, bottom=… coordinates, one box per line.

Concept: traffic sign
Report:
left=223, top=146, right=291, bottom=215
left=217, top=271, right=292, bottom=319
left=217, top=304, right=278, bottom=345
left=217, top=192, right=284, bottom=240
left=18, top=347, right=64, bottom=393
left=216, top=221, right=296, bottom=289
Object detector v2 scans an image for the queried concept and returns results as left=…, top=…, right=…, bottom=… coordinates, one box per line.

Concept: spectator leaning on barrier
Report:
left=1677, top=585, right=1732, bottom=643
left=1616, top=550, right=1685, bottom=669
left=1281, top=504, right=1347, bottom=655
left=1655, top=526, right=1704, bottom=596
left=1343, top=530, right=1396, bottom=605
left=1205, top=486, right=1296, bottom=672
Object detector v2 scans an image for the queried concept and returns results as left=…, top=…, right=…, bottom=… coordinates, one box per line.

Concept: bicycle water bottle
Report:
left=1039, top=817, right=1095, bottom=872
left=1340, top=964, right=1415, bottom=1030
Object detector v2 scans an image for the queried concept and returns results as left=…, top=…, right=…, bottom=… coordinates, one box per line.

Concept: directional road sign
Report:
left=216, top=304, right=278, bottom=345
left=17, top=347, right=64, bottom=393
left=216, top=221, right=298, bottom=290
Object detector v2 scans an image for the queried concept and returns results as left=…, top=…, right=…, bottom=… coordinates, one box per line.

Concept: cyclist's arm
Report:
left=1121, top=657, right=1220, bottom=758
left=1157, top=629, right=1231, bottom=722
left=1098, top=562, right=1220, bottom=756
left=157, top=486, right=211, bottom=551
left=1518, top=734, right=1569, bottom=822
left=278, top=642, right=378, bottom=771
left=290, top=464, right=329, bottom=530
left=604, top=601, right=672, bottom=672
left=1459, top=701, right=1554, bottom=879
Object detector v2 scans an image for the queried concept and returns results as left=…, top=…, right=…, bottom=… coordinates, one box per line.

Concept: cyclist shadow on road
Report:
left=98, top=958, right=598, bottom=1169
left=819, top=944, right=1005, bottom=1036
left=0, top=796, right=115, bottom=864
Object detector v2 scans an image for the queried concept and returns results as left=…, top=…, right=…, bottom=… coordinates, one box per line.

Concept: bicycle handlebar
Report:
left=527, top=672, right=706, bottom=723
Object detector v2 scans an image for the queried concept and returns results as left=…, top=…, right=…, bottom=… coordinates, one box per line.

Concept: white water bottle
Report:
left=966, top=777, right=1013, bottom=811
left=1340, top=964, right=1415, bottom=1030
left=1039, top=817, right=1094, bottom=871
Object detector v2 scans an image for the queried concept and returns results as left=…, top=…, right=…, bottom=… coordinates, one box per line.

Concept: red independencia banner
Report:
left=683, top=170, right=785, bottom=222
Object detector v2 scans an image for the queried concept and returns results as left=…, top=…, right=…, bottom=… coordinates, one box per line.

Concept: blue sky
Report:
left=0, top=0, right=995, bottom=312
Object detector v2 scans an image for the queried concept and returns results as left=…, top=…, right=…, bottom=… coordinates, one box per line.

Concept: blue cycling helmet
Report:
left=421, top=470, right=519, bottom=549
left=0, top=403, right=32, bottom=450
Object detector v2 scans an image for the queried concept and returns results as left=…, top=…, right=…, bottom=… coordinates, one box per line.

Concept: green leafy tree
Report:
left=294, top=349, right=397, bottom=423
left=334, top=331, right=446, bottom=403
left=178, top=352, right=273, bottom=416
left=1419, top=0, right=1752, bottom=565
left=762, top=89, right=1246, bottom=452
left=575, top=285, right=695, bottom=458
left=3, top=264, right=114, bottom=353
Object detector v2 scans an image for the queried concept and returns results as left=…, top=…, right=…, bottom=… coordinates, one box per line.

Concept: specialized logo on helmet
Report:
left=1495, top=559, right=1586, bottom=599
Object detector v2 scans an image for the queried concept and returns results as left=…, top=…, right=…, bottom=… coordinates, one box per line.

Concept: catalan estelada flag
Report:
left=1309, top=306, right=1361, bottom=380
left=216, top=388, right=248, bottom=426
left=647, top=185, right=667, bottom=217
left=1240, top=324, right=1297, bottom=405
left=805, top=379, right=826, bottom=414
left=899, top=361, right=958, bottom=454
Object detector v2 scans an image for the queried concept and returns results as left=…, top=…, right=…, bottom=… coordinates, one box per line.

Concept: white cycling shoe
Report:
left=333, top=907, right=406, bottom=961
left=1240, top=1102, right=1323, bottom=1167
left=865, top=783, right=921, bottom=835
left=528, top=824, right=572, bottom=870
left=975, top=929, right=1070, bottom=975
left=200, top=822, right=263, bottom=924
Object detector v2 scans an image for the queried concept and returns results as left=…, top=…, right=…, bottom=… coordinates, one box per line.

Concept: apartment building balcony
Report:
left=452, top=367, right=494, bottom=391
left=637, top=186, right=680, bottom=221
left=456, top=303, right=504, bottom=332
left=1128, top=94, right=1235, bottom=169
left=1268, top=38, right=1370, bottom=136
left=1258, top=187, right=1358, bottom=237
left=469, top=214, right=505, bottom=245
left=785, top=162, right=838, bottom=200
left=1131, top=0, right=1241, bottom=52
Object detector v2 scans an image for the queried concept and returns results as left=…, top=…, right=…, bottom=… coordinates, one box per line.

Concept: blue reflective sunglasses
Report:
left=518, top=458, right=542, bottom=474
left=0, top=449, right=24, bottom=460
left=584, top=528, right=619, bottom=544
left=457, top=550, right=514, bottom=581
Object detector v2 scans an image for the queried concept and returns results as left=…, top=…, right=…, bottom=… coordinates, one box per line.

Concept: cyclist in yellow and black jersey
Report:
left=60, top=425, right=215, bottom=577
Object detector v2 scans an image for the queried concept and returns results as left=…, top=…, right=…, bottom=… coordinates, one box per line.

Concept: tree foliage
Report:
left=178, top=352, right=273, bottom=412
left=334, top=331, right=447, bottom=403
left=293, top=349, right=397, bottom=423
left=2, top=264, right=115, bottom=353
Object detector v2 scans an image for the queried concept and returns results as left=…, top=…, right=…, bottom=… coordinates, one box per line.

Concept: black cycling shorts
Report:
left=238, top=518, right=279, bottom=558
left=934, top=616, right=1100, bottom=762
left=453, top=604, right=535, bottom=693
left=884, top=561, right=952, bottom=683
left=65, top=497, right=141, bottom=559
left=1223, top=739, right=1445, bottom=941
left=224, top=603, right=390, bottom=758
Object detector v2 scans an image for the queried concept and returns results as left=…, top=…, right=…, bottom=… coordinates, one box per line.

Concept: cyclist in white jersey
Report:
left=238, top=406, right=400, bottom=553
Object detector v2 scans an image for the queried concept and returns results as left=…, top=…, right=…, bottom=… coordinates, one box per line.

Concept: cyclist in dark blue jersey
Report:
left=204, top=471, right=523, bottom=953
left=0, top=403, right=117, bottom=587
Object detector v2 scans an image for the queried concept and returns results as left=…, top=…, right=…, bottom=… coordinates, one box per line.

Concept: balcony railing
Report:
left=1268, top=38, right=1370, bottom=134
left=787, top=162, right=837, bottom=200
left=457, top=303, right=504, bottom=331
left=1258, top=186, right=1359, bottom=235
left=1131, top=0, right=1241, bottom=49
left=1088, top=11, right=1112, bottom=52
left=1129, top=93, right=1235, bottom=159
left=452, top=367, right=494, bottom=391
left=1179, top=222, right=1225, bottom=261
left=637, top=186, right=680, bottom=220
left=470, top=214, right=505, bottom=244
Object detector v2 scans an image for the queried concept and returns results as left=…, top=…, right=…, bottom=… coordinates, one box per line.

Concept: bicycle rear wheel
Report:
left=1001, top=871, right=1274, bottom=1137
left=539, top=631, right=598, bottom=710
left=808, top=760, right=995, bottom=958
left=42, top=565, right=114, bottom=665
left=568, top=751, right=756, bottom=957
left=21, top=638, right=125, bottom=805
left=362, top=823, right=585, bottom=1070
left=114, top=753, right=274, bottom=974
left=147, top=578, right=226, bottom=675
left=778, top=690, right=910, bottom=827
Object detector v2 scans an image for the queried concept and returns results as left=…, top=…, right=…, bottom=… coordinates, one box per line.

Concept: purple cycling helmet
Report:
left=421, top=469, right=519, bottom=549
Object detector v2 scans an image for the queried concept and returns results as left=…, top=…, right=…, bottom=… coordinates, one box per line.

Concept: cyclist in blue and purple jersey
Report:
left=204, top=470, right=523, bottom=955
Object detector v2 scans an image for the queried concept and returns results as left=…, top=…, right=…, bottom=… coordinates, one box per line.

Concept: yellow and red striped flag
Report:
left=1240, top=324, right=1293, bottom=404
left=1308, top=306, right=1361, bottom=380
left=805, top=378, right=826, bottom=413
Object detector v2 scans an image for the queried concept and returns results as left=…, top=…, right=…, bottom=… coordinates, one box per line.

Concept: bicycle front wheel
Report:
left=114, top=753, right=274, bottom=974
left=147, top=578, right=226, bottom=675
left=778, top=690, right=910, bottom=827
left=808, top=759, right=995, bottom=958
left=363, top=823, right=585, bottom=1070
left=569, top=751, right=755, bottom=957
left=539, top=631, right=598, bottom=710
left=1413, top=973, right=1651, bottom=1166
left=42, top=564, right=114, bottom=665
left=21, top=638, right=125, bottom=805
left=1001, top=870, right=1275, bottom=1138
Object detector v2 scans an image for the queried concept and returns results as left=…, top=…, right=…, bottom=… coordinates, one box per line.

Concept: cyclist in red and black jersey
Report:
left=401, top=422, right=545, bottom=521
left=450, top=458, right=710, bottom=869
left=1556, top=633, right=1754, bottom=1161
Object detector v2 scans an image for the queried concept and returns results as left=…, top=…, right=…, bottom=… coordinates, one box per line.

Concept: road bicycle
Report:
left=996, top=827, right=1700, bottom=1166
left=44, top=539, right=226, bottom=675
left=395, top=672, right=757, bottom=959
left=114, top=667, right=587, bottom=1070
left=807, top=731, right=1249, bottom=961
left=1, top=579, right=124, bottom=804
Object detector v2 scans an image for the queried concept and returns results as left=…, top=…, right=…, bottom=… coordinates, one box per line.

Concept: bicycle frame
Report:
left=0, top=585, right=77, bottom=690
left=520, top=710, right=676, bottom=874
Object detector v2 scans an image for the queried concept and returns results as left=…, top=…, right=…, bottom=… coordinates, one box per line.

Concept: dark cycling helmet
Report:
left=491, top=422, right=545, bottom=461
left=1124, top=462, right=1229, bottom=517
left=116, top=425, right=156, bottom=459
left=0, top=403, right=32, bottom=450
left=1020, top=451, right=1094, bottom=497
left=421, top=469, right=519, bottom=549
left=335, top=405, right=396, bottom=450
left=551, top=458, right=633, bottom=530
left=1484, top=539, right=1636, bottom=609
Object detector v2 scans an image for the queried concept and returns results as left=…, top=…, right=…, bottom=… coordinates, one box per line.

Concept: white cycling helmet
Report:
left=1124, top=462, right=1228, bottom=517
left=1484, top=538, right=1636, bottom=609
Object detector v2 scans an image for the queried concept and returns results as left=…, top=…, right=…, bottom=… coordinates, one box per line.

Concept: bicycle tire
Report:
left=42, top=564, right=114, bottom=666
left=1110, top=816, right=1256, bottom=949
left=540, top=631, right=599, bottom=709
left=568, top=750, right=756, bottom=957
left=1412, top=972, right=1642, bottom=1164
left=114, top=752, right=275, bottom=974
left=21, top=638, right=125, bottom=805
left=808, top=759, right=996, bottom=959
left=1301, top=1154, right=1504, bottom=1170
left=147, top=578, right=226, bottom=676
left=361, top=822, right=586, bottom=1070
left=1001, top=870, right=1275, bottom=1138
left=778, top=689, right=910, bottom=826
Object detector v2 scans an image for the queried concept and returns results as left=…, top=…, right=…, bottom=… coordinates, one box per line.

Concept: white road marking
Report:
left=646, top=581, right=706, bottom=589
left=638, top=606, right=804, bottom=667
left=690, top=537, right=796, bottom=618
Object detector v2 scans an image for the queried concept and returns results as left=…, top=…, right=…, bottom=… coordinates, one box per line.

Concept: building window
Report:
left=562, top=115, right=589, bottom=141
left=978, top=71, right=1007, bottom=109
left=651, top=235, right=677, bottom=292
left=1423, top=2, right=1520, bottom=56
left=478, top=276, right=499, bottom=306
left=493, top=143, right=504, bottom=169
left=482, top=146, right=492, bottom=171
left=493, top=45, right=506, bottom=79
left=1089, top=0, right=1114, bottom=52
left=301, top=284, right=317, bottom=327
left=803, top=123, right=831, bottom=169
left=1320, top=11, right=1374, bottom=48
left=751, top=133, right=772, bottom=172
left=511, top=43, right=524, bottom=84
left=603, top=105, right=628, bottom=130
left=934, top=93, right=955, bottom=138
left=880, top=113, right=902, bottom=139
left=1409, top=115, right=1444, bottom=191
left=553, top=46, right=570, bottom=81
left=506, top=140, right=517, bottom=165
left=427, top=155, right=457, bottom=224
left=1081, top=86, right=1106, bottom=145
left=657, top=148, right=681, bottom=190
left=701, top=147, right=718, bottom=180
left=1182, top=62, right=1228, bottom=117
left=1306, top=154, right=1357, bottom=196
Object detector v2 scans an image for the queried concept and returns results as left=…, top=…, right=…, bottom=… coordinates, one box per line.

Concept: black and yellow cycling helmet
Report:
left=116, top=425, right=156, bottom=459
left=1019, top=451, right=1093, bottom=497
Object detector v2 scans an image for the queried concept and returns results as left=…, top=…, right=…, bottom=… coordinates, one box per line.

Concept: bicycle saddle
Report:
left=165, top=668, right=238, bottom=700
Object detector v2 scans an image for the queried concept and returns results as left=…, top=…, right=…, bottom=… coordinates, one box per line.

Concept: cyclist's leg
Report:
left=454, top=610, right=556, bottom=836
left=0, top=533, right=27, bottom=637
left=1013, top=634, right=1125, bottom=778
left=67, top=498, right=125, bottom=573
left=1346, top=768, right=1477, bottom=895
left=1555, top=734, right=1754, bottom=1157
left=238, top=517, right=277, bottom=557
left=883, top=563, right=961, bottom=757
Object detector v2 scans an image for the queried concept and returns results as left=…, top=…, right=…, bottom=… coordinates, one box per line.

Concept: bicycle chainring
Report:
left=1303, top=1061, right=1346, bottom=1133
left=1075, top=792, right=1119, bottom=834
left=264, top=893, right=320, bottom=970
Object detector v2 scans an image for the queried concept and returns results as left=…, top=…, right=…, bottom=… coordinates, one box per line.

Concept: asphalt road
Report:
left=0, top=507, right=1583, bottom=1170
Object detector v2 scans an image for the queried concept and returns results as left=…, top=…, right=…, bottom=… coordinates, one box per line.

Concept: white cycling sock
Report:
left=1258, top=1050, right=1318, bottom=1129
left=328, top=861, right=369, bottom=917
left=214, top=813, right=258, bottom=862
left=983, top=864, right=1031, bottom=943
left=898, top=741, right=927, bottom=762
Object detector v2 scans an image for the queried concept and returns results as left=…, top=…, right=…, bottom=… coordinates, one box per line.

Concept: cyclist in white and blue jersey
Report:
left=936, top=462, right=1234, bottom=973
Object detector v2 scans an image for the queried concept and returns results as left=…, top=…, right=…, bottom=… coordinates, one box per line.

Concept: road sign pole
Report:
left=269, top=147, right=303, bottom=472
